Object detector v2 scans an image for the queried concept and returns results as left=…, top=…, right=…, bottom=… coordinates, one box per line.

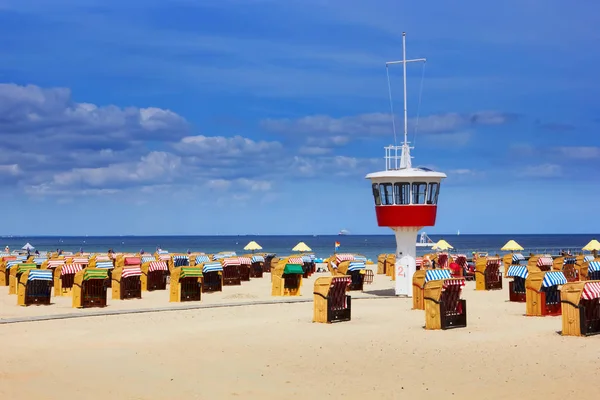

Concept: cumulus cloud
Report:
left=520, top=163, right=563, bottom=178
left=0, top=83, right=189, bottom=157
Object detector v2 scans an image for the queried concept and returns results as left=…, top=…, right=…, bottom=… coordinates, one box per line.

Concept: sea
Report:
left=1, top=234, right=597, bottom=261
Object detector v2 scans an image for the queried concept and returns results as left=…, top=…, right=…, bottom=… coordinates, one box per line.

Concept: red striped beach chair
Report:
left=141, top=261, right=169, bottom=291
left=424, top=277, right=467, bottom=330
left=222, top=257, right=242, bottom=286
left=54, top=263, right=83, bottom=296
left=112, top=264, right=142, bottom=300
left=561, top=280, right=600, bottom=336
left=238, top=257, right=252, bottom=281
left=313, top=276, right=352, bottom=323
left=475, top=256, right=502, bottom=291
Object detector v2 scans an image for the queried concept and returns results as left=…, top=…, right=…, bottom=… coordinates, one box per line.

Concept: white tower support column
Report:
left=393, top=227, right=420, bottom=297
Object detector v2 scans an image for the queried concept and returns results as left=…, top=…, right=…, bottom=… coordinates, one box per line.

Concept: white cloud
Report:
left=0, top=164, right=21, bottom=176
left=298, top=146, right=332, bottom=155
left=554, top=147, right=600, bottom=160
left=520, top=164, right=563, bottom=178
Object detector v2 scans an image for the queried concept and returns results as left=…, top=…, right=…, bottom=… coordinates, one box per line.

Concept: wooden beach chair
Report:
left=437, top=253, right=449, bottom=269
left=313, top=276, right=352, bottom=323
left=238, top=256, right=252, bottom=281
left=9, top=263, right=37, bottom=295
left=199, top=262, right=223, bottom=293
left=170, top=267, right=203, bottom=302
left=17, top=269, right=53, bottom=306
left=475, top=256, right=502, bottom=291
left=413, top=269, right=452, bottom=310
left=335, top=260, right=366, bottom=291
left=72, top=268, right=108, bottom=308
left=506, top=265, right=528, bottom=302
left=587, top=261, right=600, bottom=281
left=111, top=262, right=142, bottom=300
left=525, top=271, right=567, bottom=316
left=534, top=255, right=553, bottom=272
left=272, top=257, right=303, bottom=296
left=263, top=254, right=276, bottom=273
left=560, top=281, right=600, bottom=336
left=222, top=257, right=242, bottom=286
left=1, top=258, right=18, bottom=287
left=377, top=254, right=387, bottom=274
left=561, top=257, right=579, bottom=282
left=424, top=277, right=467, bottom=330
left=385, top=254, right=396, bottom=279
left=250, top=255, right=264, bottom=278
left=141, top=260, right=169, bottom=291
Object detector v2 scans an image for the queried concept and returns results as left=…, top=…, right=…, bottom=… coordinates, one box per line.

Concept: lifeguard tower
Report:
left=366, top=32, right=447, bottom=297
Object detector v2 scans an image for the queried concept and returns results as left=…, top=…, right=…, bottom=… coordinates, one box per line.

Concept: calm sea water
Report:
left=1, top=234, right=597, bottom=261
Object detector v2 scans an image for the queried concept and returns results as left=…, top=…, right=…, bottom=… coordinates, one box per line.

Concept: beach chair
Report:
left=238, top=257, right=252, bottom=281
left=111, top=264, right=142, bottom=300
left=424, top=277, right=467, bottom=330
left=263, top=254, right=276, bottom=273
left=335, top=260, right=366, bottom=291
left=506, top=265, right=528, bottom=302
left=413, top=269, right=452, bottom=310
left=385, top=254, right=396, bottom=279
left=72, top=268, right=108, bottom=308
left=503, top=253, right=525, bottom=278
left=200, top=262, right=223, bottom=292
left=0, top=256, right=18, bottom=286
left=363, top=269, right=374, bottom=285
left=222, top=257, right=242, bottom=286
left=313, top=276, right=352, bottom=323
left=141, top=261, right=169, bottom=291
left=272, top=258, right=303, bottom=296
left=587, top=261, right=600, bottom=281
left=17, top=269, right=53, bottom=306
left=8, top=263, right=36, bottom=295
left=437, top=253, right=449, bottom=269
left=250, top=255, right=264, bottom=278
left=170, top=267, right=203, bottom=302
left=560, top=281, right=600, bottom=336
left=301, top=255, right=314, bottom=278
left=525, top=271, right=567, bottom=316
left=377, top=254, right=387, bottom=274
left=560, top=257, right=579, bottom=282
left=475, top=257, right=503, bottom=291
left=535, top=256, right=553, bottom=272
left=173, top=255, right=190, bottom=267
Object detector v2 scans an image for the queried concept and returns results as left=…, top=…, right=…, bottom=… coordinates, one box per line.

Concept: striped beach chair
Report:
left=17, top=269, right=53, bottom=306
left=9, top=264, right=38, bottom=295
left=54, top=263, right=83, bottom=296
left=506, top=265, right=528, bottom=302
left=262, top=253, right=276, bottom=273
left=0, top=258, right=18, bottom=286
left=250, top=255, right=264, bottom=278
left=475, top=256, right=502, bottom=291
left=73, top=268, right=109, bottom=308
left=313, top=276, right=352, bottom=323
left=173, top=255, right=189, bottom=268
left=560, top=280, right=600, bottom=336
left=424, top=277, right=467, bottom=330
left=272, top=257, right=303, bottom=296
left=238, top=256, right=252, bottom=281
left=525, top=271, right=567, bottom=317
left=201, top=261, right=223, bottom=292
left=412, top=269, right=452, bottom=310
left=587, top=261, right=600, bottom=281
left=112, top=264, right=143, bottom=300
left=141, top=261, right=169, bottom=291
left=222, top=257, right=242, bottom=286
left=335, top=260, right=367, bottom=291
left=170, top=267, right=203, bottom=302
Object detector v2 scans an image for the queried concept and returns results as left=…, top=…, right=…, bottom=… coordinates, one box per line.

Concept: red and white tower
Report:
left=365, top=32, right=446, bottom=297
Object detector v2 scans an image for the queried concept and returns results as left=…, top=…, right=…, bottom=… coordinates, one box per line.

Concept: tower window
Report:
left=412, top=182, right=427, bottom=204
left=428, top=182, right=440, bottom=204
left=379, top=183, right=394, bottom=205
left=394, top=183, right=410, bottom=205
left=372, top=183, right=381, bottom=206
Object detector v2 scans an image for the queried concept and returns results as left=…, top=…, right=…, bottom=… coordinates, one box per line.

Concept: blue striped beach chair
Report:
left=506, top=265, right=528, bottom=302
left=201, top=261, right=223, bottom=292
left=526, top=271, right=567, bottom=316
left=18, top=269, right=53, bottom=306
left=250, top=255, right=265, bottom=278
left=588, top=261, right=600, bottom=281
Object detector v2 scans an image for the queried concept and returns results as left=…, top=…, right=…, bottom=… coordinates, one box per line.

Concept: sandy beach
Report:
left=1, top=269, right=599, bottom=400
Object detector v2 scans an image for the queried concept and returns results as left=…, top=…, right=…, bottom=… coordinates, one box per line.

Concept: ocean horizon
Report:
left=2, top=234, right=597, bottom=261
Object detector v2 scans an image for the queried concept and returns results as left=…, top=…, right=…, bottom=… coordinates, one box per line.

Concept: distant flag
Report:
left=335, top=241, right=341, bottom=251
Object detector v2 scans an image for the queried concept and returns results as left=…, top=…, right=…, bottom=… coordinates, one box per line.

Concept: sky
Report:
left=0, top=0, right=599, bottom=236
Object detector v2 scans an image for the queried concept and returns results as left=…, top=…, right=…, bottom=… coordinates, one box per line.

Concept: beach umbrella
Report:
left=582, top=239, right=600, bottom=257
left=22, top=243, right=34, bottom=251
left=501, top=240, right=524, bottom=251
left=432, top=239, right=453, bottom=251
left=292, top=242, right=312, bottom=252
left=244, top=241, right=263, bottom=252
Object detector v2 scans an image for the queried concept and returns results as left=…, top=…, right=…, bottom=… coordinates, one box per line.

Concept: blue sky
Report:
left=0, top=0, right=598, bottom=235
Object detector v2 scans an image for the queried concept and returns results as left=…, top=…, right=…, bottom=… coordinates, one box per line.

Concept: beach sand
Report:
left=1, top=268, right=599, bottom=399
